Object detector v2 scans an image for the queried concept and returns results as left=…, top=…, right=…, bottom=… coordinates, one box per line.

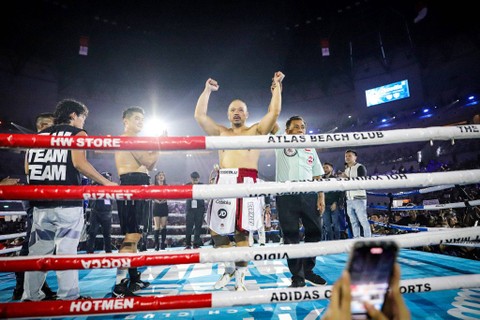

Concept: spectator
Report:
left=86, top=172, right=114, bottom=254
left=322, top=162, right=343, bottom=240
left=152, top=171, right=169, bottom=250
left=342, top=149, right=371, bottom=238
left=185, top=171, right=206, bottom=249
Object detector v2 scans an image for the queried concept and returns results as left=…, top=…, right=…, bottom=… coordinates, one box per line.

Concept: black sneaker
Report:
left=113, top=279, right=138, bottom=298
left=42, top=283, right=57, bottom=300
left=289, top=278, right=306, bottom=288
left=128, top=273, right=150, bottom=292
left=14, top=286, right=57, bottom=301
left=305, top=273, right=327, bottom=286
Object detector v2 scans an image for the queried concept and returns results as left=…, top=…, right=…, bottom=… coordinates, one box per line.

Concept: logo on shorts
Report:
left=217, top=209, right=228, bottom=219
left=284, top=148, right=297, bottom=157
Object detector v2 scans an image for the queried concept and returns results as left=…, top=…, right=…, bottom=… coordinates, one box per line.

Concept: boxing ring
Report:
left=0, top=125, right=479, bottom=319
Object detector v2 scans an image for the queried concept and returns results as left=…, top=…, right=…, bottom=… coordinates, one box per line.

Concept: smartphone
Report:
left=347, top=240, right=399, bottom=320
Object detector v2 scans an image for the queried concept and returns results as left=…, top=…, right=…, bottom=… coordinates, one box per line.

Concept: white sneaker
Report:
left=213, top=271, right=234, bottom=290
left=234, top=268, right=247, bottom=291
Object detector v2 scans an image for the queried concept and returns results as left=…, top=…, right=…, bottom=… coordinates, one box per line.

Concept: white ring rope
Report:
left=198, top=227, right=480, bottom=265
left=210, top=274, right=480, bottom=308
left=0, top=211, right=26, bottom=216
left=206, top=125, right=480, bottom=149
left=191, top=170, right=480, bottom=200
left=0, top=232, right=26, bottom=241
left=1, top=227, right=478, bottom=272
left=0, top=246, right=22, bottom=255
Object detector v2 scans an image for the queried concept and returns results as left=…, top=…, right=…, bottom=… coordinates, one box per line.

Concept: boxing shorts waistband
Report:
left=120, top=172, right=150, bottom=185
left=219, top=168, right=258, bottom=175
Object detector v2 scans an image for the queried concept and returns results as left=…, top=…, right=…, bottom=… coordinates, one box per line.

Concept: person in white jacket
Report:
left=342, top=149, right=371, bottom=238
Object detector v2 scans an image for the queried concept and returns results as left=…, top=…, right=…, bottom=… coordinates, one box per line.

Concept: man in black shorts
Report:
left=113, top=106, right=159, bottom=297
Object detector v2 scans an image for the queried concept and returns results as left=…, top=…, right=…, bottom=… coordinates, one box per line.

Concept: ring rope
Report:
left=0, top=232, right=26, bottom=241
left=1, top=274, right=479, bottom=319
left=0, top=246, right=22, bottom=255
left=1, top=170, right=479, bottom=201
left=369, top=199, right=480, bottom=211
left=1, top=227, right=478, bottom=272
left=0, top=211, right=26, bottom=216
left=0, top=125, right=479, bottom=151
left=367, top=184, right=456, bottom=197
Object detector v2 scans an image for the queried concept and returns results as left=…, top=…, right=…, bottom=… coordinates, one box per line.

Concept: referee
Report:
left=274, top=115, right=327, bottom=288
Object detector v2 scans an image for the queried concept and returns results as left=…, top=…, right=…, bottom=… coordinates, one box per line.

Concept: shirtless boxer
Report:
left=194, top=71, right=284, bottom=291
left=113, top=106, right=159, bottom=297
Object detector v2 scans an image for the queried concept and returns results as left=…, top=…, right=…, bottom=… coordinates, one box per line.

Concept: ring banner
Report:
left=1, top=170, right=479, bottom=201
left=1, top=125, right=479, bottom=151
left=1, top=227, right=478, bottom=272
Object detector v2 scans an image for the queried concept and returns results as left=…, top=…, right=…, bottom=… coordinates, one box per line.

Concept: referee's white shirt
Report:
left=275, top=143, right=324, bottom=182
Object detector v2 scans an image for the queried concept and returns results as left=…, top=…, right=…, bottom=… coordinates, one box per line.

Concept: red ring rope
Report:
left=0, top=294, right=212, bottom=318
left=0, top=134, right=206, bottom=150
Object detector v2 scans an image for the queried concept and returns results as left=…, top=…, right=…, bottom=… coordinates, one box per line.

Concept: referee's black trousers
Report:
left=276, top=193, right=322, bottom=281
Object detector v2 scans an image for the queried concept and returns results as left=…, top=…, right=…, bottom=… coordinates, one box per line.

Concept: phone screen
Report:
left=348, top=241, right=398, bottom=320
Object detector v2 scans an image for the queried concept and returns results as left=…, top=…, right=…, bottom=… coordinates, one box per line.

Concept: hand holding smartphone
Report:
left=347, top=240, right=399, bottom=320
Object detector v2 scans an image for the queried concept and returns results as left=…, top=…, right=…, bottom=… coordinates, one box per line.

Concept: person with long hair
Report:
left=24, top=99, right=115, bottom=301
left=152, top=171, right=169, bottom=250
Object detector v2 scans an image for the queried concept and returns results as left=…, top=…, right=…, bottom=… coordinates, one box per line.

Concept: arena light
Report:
left=465, top=95, right=478, bottom=107
left=143, top=118, right=168, bottom=137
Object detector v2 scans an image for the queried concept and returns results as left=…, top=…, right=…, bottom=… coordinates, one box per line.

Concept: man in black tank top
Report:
left=23, top=99, right=116, bottom=301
